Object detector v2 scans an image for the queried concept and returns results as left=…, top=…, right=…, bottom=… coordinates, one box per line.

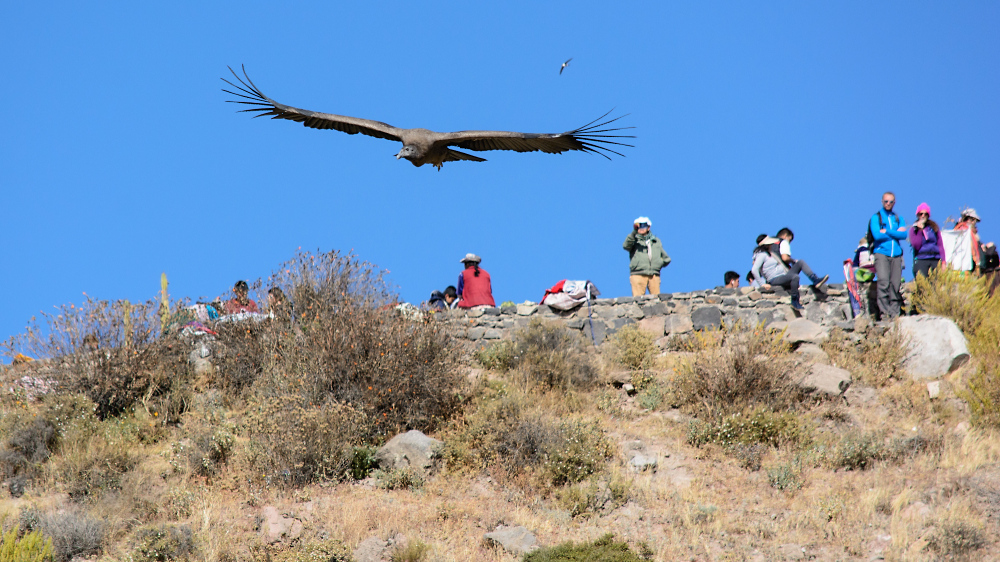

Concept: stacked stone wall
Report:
left=435, top=284, right=857, bottom=344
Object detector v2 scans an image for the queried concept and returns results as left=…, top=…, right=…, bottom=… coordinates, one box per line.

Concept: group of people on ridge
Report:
left=426, top=253, right=496, bottom=310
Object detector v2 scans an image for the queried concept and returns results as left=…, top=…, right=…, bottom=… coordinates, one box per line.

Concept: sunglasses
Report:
left=917, top=212, right=929, bottom=217
left=637, top=223, right=649, bottom=228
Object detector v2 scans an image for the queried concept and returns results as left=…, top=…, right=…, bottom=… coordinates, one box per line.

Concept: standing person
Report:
left=954, top=208, right=982, bottom=270
left=908, top=203, right=946, bottom=279
left=775, top=227, right=829, bottom=291
left=869, top=192, right=908, bottom=320
left=457, top=254, right=495, bottom=308
left=724, top=271, right=740, bottom=289
left=224, top=280, right=259, bottom=314
left=623, top=216, right=671, bottom=297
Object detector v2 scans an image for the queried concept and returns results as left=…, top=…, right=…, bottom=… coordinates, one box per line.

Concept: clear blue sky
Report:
left=2, top=2, right=997, bottom=352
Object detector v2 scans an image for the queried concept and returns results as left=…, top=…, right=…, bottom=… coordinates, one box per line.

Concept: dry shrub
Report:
left=131, top=524, right=194, bottom=562
left=242, top=395, right=371, bottom=487
left=257, top=539, right=352, bottom=562
left=0, top=418, right=56, bottom=493
left=671, top=323, right=796, bottom=420
left=474, top=340, right=519, bottom=372
left=512, top=319, right=598, bottom=391
left=523, top=533, right=647, bottom=562
left=233, top=250, right=463, bottom=437
left=441, top=388, right=612, bottom=487
left=926, top=517, right=986, bottom=559
left=610, top=325, right=656, bottom=371
left=821, top=327, right=907, bottom=387
left=19, top=508, right=104, bottom=562
left=45, top=415, right=141, bottom=501
left=911, top=267, right=1000, bottom=428
left=1, top=297, right=189, bottom=420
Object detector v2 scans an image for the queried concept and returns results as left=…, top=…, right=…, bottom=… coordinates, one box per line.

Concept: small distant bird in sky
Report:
left=559, top=58, right=573, bottom=75
left=222, top=65, right=634, bottom=170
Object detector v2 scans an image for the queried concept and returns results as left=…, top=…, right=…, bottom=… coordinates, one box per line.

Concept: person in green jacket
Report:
left=623, top=216, right=671, bottom=296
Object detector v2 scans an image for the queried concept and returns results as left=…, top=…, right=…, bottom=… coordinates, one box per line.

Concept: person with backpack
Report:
left=907, top=202, right=946, bottom=279
left=869, top=192, right=908, bottom=319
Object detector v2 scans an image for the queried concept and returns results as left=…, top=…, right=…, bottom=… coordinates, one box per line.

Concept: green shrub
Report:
left=825, top=431, right=887, bottom=471
left=926, top=518, right=986, bottom=558
left=348, top=446, right=378, bottom=480
left=671, top=324, right=796, bottom=420
left=0, top=525, right=54, bottom=562
left=266, top=539, right=352, bottom=562
left=686, top=408, right=808, bottom=450
left=523, top=533, right=648, bottom=561
left=911, top=267, right=998, bottom=337
left=766, top=460, right=803, bottom=491
left=131, top=524, right=194, bottom=562
left=556, top=477, right=631, bottom=518
left=610, top=325, right=656, bottom=371
left=373, top=467, right=423, bottom=490
left=242, top=395, right=371, bottom=487
left=542, top=420, right=614, bottom=486
left=474, top=340, right=519, bottom=372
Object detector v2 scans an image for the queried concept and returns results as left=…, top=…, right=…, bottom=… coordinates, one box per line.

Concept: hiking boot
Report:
left=812, top=274, right=829, bottom=288
left=791, top=295, right=805, bottom=311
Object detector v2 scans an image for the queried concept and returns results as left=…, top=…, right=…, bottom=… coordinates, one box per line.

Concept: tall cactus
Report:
left=159, top=272, right=170, bottom=332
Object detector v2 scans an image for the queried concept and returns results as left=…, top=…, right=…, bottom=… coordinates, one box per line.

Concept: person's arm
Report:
left=751, top=252, right=767, bottom=285
left=908, top=226, right=925, bottom=253
left=870, top=213, right=891, bottom=244
left=623, top=230, right=637, bottom=251
left=888, top=214, right=908, bottom=240
left=779, top=240, right=793, bottom=265
left=457, top=273, right=464, bottom=297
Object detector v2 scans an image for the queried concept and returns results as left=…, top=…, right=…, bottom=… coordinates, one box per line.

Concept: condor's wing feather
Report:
left=222, top=66, right=403, bottom=142
left=444, top=111, right=634, bottom=160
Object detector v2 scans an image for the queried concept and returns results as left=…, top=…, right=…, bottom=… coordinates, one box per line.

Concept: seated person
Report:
left=776, top=227, right=828, bottom=290
left=224, top=280, right=259, bottom=314
left=750, top=235, right=805, bottom=310
left=427, top=285, right=459, bottom=310
left=267, top=287, right=293, bottom=320
left=457, top=254, right=495, bottom=308
left=723, top=271, right=740, bottom=289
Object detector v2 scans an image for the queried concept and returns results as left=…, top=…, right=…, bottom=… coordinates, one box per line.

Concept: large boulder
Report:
left=664, top=314, right=694, bottom=335
left=260, top=506, right=302, bottom=544
left=375, top=430, right=443, bottom=478
left=798, top=363, right=851, bottom=397
left=483, top=525, right=539, bottom=556
left=782, top=318, right=829, bottom=345
left=897, top=315, right=970, bottom=380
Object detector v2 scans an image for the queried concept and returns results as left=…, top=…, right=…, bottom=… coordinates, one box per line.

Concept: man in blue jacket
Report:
left=870, top=191, right=908, bottom=319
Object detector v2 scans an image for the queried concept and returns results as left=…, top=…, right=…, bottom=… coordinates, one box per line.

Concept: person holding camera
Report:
left=623, top=216, right=671, bottom=297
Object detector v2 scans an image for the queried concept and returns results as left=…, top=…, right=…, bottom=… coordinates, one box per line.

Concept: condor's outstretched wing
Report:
left=441, top=111, right=634, bottom=160
left=222, top=65, right=403, bottom=142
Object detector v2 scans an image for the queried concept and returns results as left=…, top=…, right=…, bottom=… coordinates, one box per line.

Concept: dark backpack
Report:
left=981, top=244, right=1000, bottom=273
left=866, top=211, right=886, bottom=249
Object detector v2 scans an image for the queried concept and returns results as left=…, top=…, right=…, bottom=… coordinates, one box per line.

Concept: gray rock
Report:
left=755, top=300, right=776, bottom=309
left=484, top=307, right=501, bottom=316
left=501, top=305, right=516, bottom=315
left=353, top=534, right=407, bottom=562
left=260, top=506, right=303, bottom=544
left=705, top=295, right=723, bottom=305
left=594, top=306, right=620, bottom=320
left=717, top=288, right=736, bottom=296
left=657, top=293, right=673, bottom=301
left=758, top=310, right=775, bottom=326
left=467, top=327, right=486, bottom=340
left=610, top=317, right=637, bottom=330
left=483, top=329, right=503, bottom=340
left=585, top=319, right=608, bottom=343
left=664, top=314, right=694, bottom=335
left=795, top=343, right=830, bottom=365
left=375, top=430, right=443, bottom=478
left=516, top=303, right=537, bottom=316
left=620, top=303, right=645, bottom=319
left=623, top=383, right=636, bottom=395
left=836, top=320, right=856, bottom=332
left=783, top=318, right=829, bottom=345
left=723, top=298, right=738, bottom=307
left=629, top=453, right=658, bottom=472
left=673, top=292, right=692, bottom=300
left=467, top=308, right=486, bottom=318
left=799, top=363, right=851, bottom=397
left=691, top=306, right=723, bottom=331
left=641, top=301, right=668, bottom=316
left=483, top=525, right=539, bottom=556
left=637, top=316, right=665, bottom=336
left=565, top=318, right=586, bottom=330
left=897, top=315, right=970, bottom=380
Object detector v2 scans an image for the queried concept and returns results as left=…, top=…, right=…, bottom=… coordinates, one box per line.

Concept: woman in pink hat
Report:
left=908, top=202, right=946, bottom=279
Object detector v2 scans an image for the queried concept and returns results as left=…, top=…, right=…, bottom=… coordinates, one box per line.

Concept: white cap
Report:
left=633, top=216, right=652, bottom=227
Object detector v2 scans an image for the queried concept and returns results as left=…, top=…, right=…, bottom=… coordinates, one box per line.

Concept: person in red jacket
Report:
left=456, top=253, right=495, bottom=308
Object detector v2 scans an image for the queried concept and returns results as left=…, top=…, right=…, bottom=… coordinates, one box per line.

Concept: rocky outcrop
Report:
left=483, top=525, right=539, bottom=556
left=799, top=363, right=851, bottom=397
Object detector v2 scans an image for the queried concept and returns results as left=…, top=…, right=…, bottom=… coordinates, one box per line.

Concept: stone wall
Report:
left=435, top=284, right=857, bottom=344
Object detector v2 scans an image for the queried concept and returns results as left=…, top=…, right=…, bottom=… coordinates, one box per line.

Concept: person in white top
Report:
left=775, top=227, right=829, bottom=292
